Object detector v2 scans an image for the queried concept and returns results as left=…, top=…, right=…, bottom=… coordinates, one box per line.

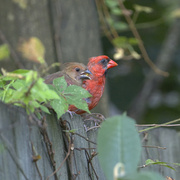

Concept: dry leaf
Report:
left=18, top=37, right=45, bottom=64
left=32, top=155, right=41, bottom=162
left=13, top=0, right=27, bottom=9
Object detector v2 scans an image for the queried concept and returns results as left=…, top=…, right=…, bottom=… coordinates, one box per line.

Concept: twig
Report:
left=142, top=145, right=166, bottom=150
left=72, top=132, right=97, bottom=145
left=25, top=80, right=37, bottom=97
left=46, top=140, right=71, bottom=180
left=87, top=125, right=101, bottom=132
left=29, top=113, right=44, bottom=128
left=137, top=124, right=180, bottom=127
left=101, top=0, right=119, bottom=39
left=95, top=0, right=114, bottom=43
left=139, top=118, right=180, bottom=133
left=75, top=147, right=96, bottom=151
left=0, top=29, right=24, bottom=68
left=85, top=150, right=99, bottom=180
left=0, top=133, right=29, bottom=180
left=39, top=116, right=58, bottom=180
left=31, top=141, right=42, bottom=180
left=141, top=132, right=148, bottom=143
left=118, top=0, right=169, bottom=77
left=40, top=129, right=57, bottom=177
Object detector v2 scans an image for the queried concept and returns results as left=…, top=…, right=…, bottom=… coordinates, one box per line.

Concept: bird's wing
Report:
left=44, top=71, right=64, bottom=84
left=44, top=71, right=79, bottom=86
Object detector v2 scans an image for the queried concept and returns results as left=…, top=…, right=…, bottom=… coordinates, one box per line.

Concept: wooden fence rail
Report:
left=0, top=102, right=180, bottom=179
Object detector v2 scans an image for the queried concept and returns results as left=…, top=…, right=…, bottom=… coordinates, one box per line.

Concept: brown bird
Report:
left=44, top=62, right=91, bottom=86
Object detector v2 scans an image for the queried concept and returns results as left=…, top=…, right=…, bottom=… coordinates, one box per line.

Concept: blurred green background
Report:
left=0, top=0, right=180, bottom=124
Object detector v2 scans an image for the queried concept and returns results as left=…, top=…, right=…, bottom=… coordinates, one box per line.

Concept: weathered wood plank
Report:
left=0, top=102, right=68, bottom=180
left=2, top=101, right=180, bottom=180
left=140, top=127, right=180, bottom=179
left=0, top=102, right=106, bottom=180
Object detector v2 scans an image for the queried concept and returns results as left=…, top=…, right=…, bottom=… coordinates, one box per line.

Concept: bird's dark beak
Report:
left=80, top=69, right=92, bottom=80
left=107, top=59, right=118, bottom=69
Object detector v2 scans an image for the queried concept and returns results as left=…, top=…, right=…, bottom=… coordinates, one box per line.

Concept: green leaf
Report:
left=172, top=163, right=180, bottom=166
left=32, top=78, right=60, bottom=101
left=97, top=114, right=141, bottom=180
left=0, top=80, right=5, bottom=88
left=134, top=4, right=153, bottom=13
left=0, top=44, right=10, bottom=61
left=145, top=159, right=176, bottom=171
left=111, top=7, right=122, bottom=15
left=63, top=129, right=78, bottom=133
left=42, top=90, right=60, bottom=100
left=128, top=38, right=139, bottom=45
left=64, top=85, right=91, bottom=113
left=12, top=79, right=26, bottom=90
left=65, top=85, right=91, bottom=98
left=39, top=105, right=50, bottom=114
left=112, top=36, right=128, bottom=48
left=125, top=171, right=164, bottom=180
left=53, top=77, right=67, bottom=93
left=105, top=0, right=118, bottom=8
left=25, top=70, right=38, bottom=83
left=113, top=22, right=128, bottom=31
left=0, top=90, right=4, bottom=99
left=11, top=69, right=30, bottom=75
left=50, top=98, right=68, bottom=118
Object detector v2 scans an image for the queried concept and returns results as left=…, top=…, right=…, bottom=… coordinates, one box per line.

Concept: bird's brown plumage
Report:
left=44, top=62, right=91, bottom=86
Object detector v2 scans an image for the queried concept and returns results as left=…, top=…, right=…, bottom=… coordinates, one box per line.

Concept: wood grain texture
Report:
left=1, top=102, right=180, bottom=179
left=140, top=127, right=180, bottom=179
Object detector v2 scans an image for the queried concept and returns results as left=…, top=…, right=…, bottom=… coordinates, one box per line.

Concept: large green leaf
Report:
left=12, top=79, right=26, bottom=89
left=50, top=98, right=68, bottom=119
left=32, top=78, right=60, bottom=101
left=53, top=77, right=67, bottom=93
left=97, top=114, right=141, bottom=180
left=64, top=85, right=91, bottom=113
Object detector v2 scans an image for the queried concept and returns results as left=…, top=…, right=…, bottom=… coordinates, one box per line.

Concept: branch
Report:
left=137, top=124, right=180, bottom=127
left=118, top=0, right=169, bottom=77
left=142, top=145, right=166, bottom=150
left=46, top=138, right=71, bottom=180
left=129, top=17, right=180, bottom=121
left=31, top=141, right=42, bottom=180
left=138, top=118, right=180, bottom=133
left=73, top=132, right=97, bottom=145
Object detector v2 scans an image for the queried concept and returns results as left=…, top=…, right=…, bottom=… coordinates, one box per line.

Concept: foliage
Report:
left=0, top=44, right=10, bottom=61
left=97, top=114, right=165, bottom=180
left=0, top=69, right=91, bottom=118
left=48, top=77, right=91, bottom=118
left=145, top=159, right=176, bottom=171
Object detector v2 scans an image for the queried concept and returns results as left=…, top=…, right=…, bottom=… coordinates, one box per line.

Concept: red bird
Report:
left=69, top=55, right=118, bottom=114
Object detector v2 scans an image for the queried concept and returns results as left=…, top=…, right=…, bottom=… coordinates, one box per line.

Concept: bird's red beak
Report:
left=107, top=59, right=118, bottom=69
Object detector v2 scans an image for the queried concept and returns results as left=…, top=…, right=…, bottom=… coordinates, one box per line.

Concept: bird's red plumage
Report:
left=69, top=55, right=118, bottom=114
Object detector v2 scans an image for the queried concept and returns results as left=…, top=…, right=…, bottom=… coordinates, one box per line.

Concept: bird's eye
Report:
left=75, top=67, right=80, bottom=72
left=101, top=59, right=107, bottom=64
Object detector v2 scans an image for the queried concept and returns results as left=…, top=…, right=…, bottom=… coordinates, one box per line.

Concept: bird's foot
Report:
left=67, top=110, right=76, bottom=119
left=81, top=113, right=105, bottom=131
